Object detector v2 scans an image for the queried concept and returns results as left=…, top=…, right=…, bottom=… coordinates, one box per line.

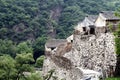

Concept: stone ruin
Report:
left=43, top=11, right=120, bottom=80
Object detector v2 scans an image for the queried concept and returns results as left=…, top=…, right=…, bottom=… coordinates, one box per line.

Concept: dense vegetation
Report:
left=113, top=10, right=120, bottom=76
left=0, top=0, right=120, bottom=41
left=0, top=0, right=120, bottom=57
left=106, top=77, right=120, bottom=80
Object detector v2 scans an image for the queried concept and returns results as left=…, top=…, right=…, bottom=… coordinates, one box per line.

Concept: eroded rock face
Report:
left=43, top=33, right=116, bottom=80
left=43, top=55, right=83, bottom=80
left=64, top=33, right=116, bottom=77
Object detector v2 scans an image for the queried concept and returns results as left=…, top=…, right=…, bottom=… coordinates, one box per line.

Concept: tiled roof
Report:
left=86, top=15, right=98, bottom=23
left=80, top=15, right=98, bottom=27
left=100, top=11, right=120, bottom=20
left=45, top=39, right=67, bottom=48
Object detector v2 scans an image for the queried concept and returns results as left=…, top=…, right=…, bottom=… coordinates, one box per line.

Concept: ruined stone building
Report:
left=95, top=11, right=120, bottom=34
left=43, top=11, right=120, bottom=80
left=75, top=15, right=98, bottom=35
left=85, top=15, right=98, bottom=34
left=45, top=39, right=67, bottom=52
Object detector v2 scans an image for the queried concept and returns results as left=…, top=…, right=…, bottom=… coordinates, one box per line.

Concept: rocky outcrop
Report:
left=43, top=55, right=83, bottom=80
left=65, top=33, right=116, bottom=77
left=43, top=32, right=116, bottom=80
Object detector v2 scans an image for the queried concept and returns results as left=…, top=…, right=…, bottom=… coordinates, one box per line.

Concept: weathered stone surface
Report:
left=43, top=56, right=83, bottom=80
left=64, top=33, right=116, bottom=77
left=43, top=33, right=116, bottom=79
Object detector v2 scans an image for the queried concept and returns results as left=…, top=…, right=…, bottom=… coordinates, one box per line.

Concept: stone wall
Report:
left=43, top=32, right=117, bottom=79
left=43, top=54, right=83, bottom=80
left=43, top=42, right=83, bottom=80
left=64, top=33, right=116, bottom=77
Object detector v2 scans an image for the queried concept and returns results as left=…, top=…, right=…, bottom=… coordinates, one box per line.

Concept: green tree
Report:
left=17, top=41, right=33, bottom=54
left=33, top=37, right=47, bottom=60
left=15, top=53, right=35, bottom=80
left=26, top=73, right=43, bottom=80
left=35, top=55, right=45, bottom=68
left=113, top=10, right=120, bottom=77
left=0, top=55, right=17, bottom=80
left=0, top=39, right=16, bottom=57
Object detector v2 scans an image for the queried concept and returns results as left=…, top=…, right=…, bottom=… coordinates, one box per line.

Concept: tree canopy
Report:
left=0, top=0, right=119, bottom=41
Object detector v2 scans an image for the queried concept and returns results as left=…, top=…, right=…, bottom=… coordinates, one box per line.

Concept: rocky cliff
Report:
left=43, top=32, right=116, bottom=80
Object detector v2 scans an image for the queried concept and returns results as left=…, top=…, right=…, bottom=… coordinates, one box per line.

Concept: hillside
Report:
left=0, top=0, right=120, bottom=42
